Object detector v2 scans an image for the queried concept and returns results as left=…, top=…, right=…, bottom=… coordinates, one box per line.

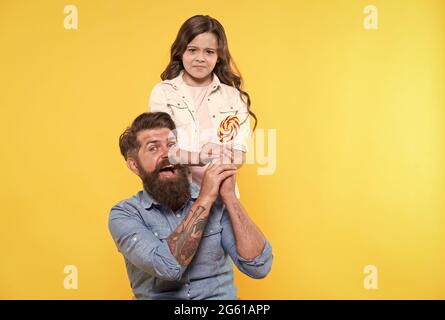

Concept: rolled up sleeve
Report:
left=108, top=205, right=187, bottom=282
left=232, top=93, right=251, bottom=153
left=220, top=210, right=273, bottom=279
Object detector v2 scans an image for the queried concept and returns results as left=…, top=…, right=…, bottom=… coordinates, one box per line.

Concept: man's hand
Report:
left=219, top=170, right=237, bottom=201
left=198, top=163, right=237, bottom=206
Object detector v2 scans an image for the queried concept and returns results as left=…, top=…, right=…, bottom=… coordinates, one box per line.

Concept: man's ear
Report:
left=126, top=157, right=141, bottom=177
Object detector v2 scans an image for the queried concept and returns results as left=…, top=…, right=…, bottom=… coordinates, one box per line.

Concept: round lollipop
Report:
left=218, top=115, right=240, bottom=143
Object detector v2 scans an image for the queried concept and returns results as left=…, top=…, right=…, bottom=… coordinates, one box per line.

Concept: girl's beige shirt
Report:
left=149, top=70, right=251, bottom=154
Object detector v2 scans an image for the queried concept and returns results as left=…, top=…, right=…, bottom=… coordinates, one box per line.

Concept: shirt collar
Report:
left=140, top=181, right=200, bottom=210
left=163, top=70, right=221, bottom=91
left=140, top=189, right=158, bottom=209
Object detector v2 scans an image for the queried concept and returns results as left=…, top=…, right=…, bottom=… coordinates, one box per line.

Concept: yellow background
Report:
left=1, top=0, right=444, bottom=299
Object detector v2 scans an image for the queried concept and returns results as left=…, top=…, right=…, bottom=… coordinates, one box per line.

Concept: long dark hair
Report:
left=161, top=15, right=258, bottom=131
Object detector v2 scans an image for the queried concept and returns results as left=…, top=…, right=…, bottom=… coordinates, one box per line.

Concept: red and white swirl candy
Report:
left=218, top=115, right=240, bottom=143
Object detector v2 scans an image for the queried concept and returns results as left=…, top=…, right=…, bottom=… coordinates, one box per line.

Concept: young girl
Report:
left=149, top=15, right=257, bottom=190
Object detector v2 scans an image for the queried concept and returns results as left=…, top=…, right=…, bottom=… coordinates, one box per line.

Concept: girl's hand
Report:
left=216, top=146, right=245, bottom=167
left=199, top=142, right=233, bottom=165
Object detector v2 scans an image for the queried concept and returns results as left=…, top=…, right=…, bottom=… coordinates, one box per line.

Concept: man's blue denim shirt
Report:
left=108, top=183, right=273, bottom=300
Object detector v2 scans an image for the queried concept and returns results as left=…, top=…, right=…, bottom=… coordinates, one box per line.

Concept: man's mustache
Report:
left=154, top=159, right=184, bottom=174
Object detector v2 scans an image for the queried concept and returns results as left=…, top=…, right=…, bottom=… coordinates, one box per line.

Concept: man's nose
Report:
left=160, top=144, right=170, bottom=159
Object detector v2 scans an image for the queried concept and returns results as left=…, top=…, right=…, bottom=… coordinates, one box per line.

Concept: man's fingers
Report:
left=205, top=164, right=236, bottom=179
left=205, top=160, right=222, bottom=174
left=213, top=164, right=237, bottom=174
left=218, top=169, right=236, bottom=181
left=208, top=158, right=221, bottom=167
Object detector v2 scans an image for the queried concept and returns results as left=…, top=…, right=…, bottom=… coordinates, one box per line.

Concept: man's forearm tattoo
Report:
left=167, top=205, right=208, bottom=266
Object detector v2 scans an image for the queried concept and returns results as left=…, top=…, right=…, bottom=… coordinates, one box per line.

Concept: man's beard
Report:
left=137, top=159, right=191, bottom=212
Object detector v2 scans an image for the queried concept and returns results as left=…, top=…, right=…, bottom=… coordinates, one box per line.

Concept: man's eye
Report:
left=168, top=143, right=176, bottom=148
left=149, top=146, right=158, bottom=152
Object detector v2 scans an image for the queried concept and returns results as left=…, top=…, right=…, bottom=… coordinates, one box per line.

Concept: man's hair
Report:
left=119, top=112, right=176, bottom=160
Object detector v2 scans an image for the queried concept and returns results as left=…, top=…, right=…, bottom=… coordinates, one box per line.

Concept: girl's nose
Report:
left=196, top=54, right=205, bottom=62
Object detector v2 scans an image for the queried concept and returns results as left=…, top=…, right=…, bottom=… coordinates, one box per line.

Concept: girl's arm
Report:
left=149, top=84, right=171, bottom=115
left=169, top=143, right=236, bottom=167
left=230, top=91, right=251, bottom=169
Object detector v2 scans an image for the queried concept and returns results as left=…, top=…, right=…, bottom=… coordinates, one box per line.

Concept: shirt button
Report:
left=154, top=232, right=158, bottom=236
left=185, top=283, right=189, bottom=287
left=212, top=115, right=215, bottom=118
left=176, top=214, right=181, bottom=218
left=207, top=98, right=211, bottom=101
left=187, top=293, right=190, bottom=297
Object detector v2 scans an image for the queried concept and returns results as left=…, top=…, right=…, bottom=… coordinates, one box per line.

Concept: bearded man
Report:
left=108, top=112, right=273, bottom=300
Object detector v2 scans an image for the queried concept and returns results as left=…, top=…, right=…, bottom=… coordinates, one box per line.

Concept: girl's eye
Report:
left=206, top=50, right=215, bottom=54
left=188, top=48, right=196, bottom=52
